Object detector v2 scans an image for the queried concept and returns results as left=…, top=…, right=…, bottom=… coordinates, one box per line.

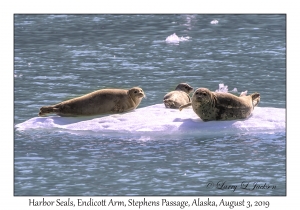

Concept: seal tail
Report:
left=38, top=106, right=59, bottom=117
left=251, top=92, right=260, bottom=107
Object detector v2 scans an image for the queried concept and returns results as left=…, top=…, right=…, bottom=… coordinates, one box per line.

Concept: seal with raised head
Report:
left=163, top=83, right=193, bottom=109
left=38, top=87, right=145, bottom=117
left=179, top=88, right=260, bottom=121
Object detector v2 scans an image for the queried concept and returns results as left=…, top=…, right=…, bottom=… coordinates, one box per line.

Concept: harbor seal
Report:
left=163, top=83, right=193, bottom=108
left=179, top=88, right=260, bottom=121
left=38, top=87, right=145, bottom=117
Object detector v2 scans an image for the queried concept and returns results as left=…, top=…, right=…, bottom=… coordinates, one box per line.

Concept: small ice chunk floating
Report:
left=215, top=83, right=239, bottom=94
left=210, top=19, right=219, bottom=24
left=165, top=33, right=190, bottom=44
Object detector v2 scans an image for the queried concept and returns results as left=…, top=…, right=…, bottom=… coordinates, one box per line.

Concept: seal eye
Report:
left=202, top=93, right=207, bottom=96
left=134, top=91, right=137, bottom=93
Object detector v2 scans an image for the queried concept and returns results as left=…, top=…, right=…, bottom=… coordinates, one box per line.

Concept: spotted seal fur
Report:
left=179, top=88, right=260, bottom=121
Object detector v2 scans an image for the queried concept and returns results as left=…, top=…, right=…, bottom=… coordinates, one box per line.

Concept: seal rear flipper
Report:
left=163, top=99, right=175, bottom=108
left=38, top=106, right=59, bottom=117
left=251, top=92, right=260, bottom=107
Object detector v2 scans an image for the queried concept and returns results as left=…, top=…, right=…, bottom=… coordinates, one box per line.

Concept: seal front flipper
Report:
left=38, top=106, right=60, bottom=117
left=179, top=102, right=192, bottom=111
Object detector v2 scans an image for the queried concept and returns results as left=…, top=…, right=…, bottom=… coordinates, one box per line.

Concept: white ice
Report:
left=165, top=33, right=190, bottom=44
left=16, top=104, right=285, bottom=136
left=215, top=83, right=228, bottom=93
left=210, top=19, right=219, bottom=24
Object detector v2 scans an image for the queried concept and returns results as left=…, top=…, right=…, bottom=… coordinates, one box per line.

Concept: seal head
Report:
left=128, top=87, right=146, bottom=107
left=174, top=83, right=194, bottom=94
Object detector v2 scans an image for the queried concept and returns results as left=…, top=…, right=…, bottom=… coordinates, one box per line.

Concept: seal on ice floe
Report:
left=38, top=87, right=145, bottom=117
left=179, top=88, right=260, bottom=121
left=163, top=83, right=193, bottom=109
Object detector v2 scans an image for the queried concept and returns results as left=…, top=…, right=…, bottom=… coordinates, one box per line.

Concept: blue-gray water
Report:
left=14, top=14, right=286, bottom=196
